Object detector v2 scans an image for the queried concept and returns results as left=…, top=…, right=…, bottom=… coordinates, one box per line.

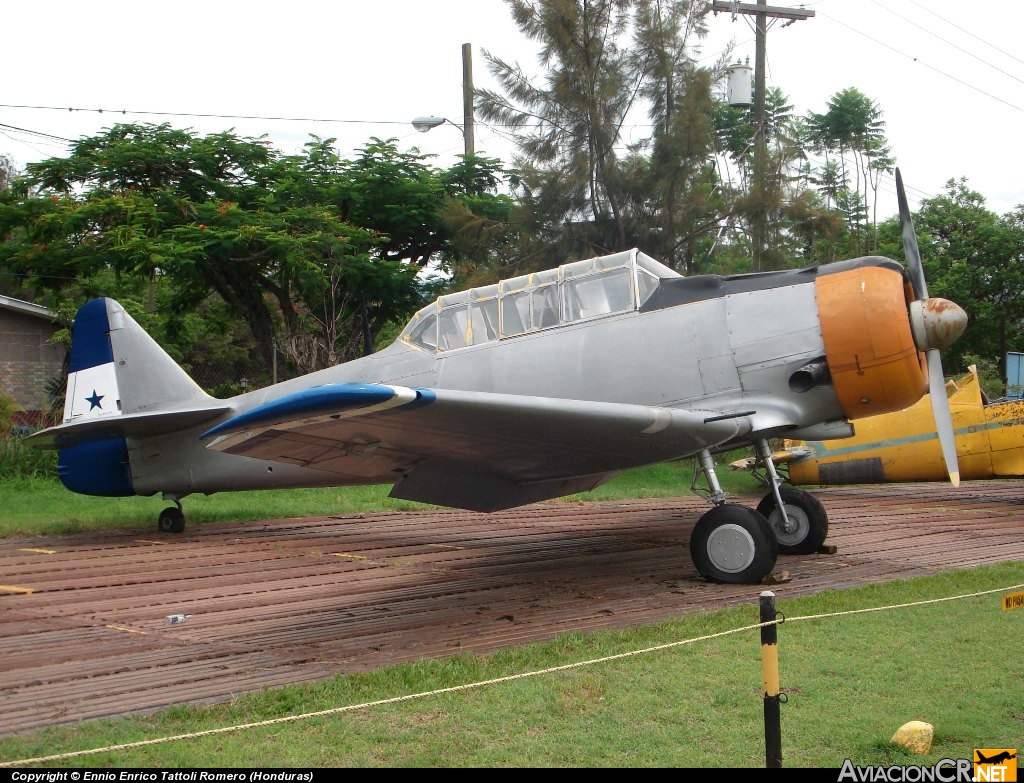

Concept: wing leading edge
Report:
left=200, top=383, right=753, bottom=512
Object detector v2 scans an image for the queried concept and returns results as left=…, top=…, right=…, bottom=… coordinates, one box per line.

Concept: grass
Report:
left=0, top=456, right=766, bottom=537
left=1, top=457, right=1020, bottom=768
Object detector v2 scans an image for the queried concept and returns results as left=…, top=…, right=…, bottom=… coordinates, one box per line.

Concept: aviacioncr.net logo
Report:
left=838, top=759, right=972, bottom=782
left=974, top=749, right=1017, bottom=782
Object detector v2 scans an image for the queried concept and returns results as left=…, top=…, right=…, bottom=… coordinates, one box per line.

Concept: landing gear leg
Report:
left=158, top=497, right=186, bottom=533
left=751, top=439, right=829, bottom=555
left=689, top=449, right=778, bottom=584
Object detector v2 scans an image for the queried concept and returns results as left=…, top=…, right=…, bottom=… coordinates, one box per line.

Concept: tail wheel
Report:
left=756, top=487, right=828, bottom=555
left=158, top=507, right=186, bottom=533
left=690, top=504, right=778, bottom=584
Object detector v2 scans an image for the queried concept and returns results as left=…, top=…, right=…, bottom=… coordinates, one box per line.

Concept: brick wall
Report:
left=0, top=308, right=67, bottom=417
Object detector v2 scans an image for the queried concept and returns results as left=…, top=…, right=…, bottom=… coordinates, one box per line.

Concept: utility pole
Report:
left=412, top=45, right=476, bottom=159
left=712, top=2, right=813, bottom=271
left=462, top=42, right=476, bottom=157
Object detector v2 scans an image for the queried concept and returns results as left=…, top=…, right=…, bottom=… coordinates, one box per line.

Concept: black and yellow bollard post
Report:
left=760, top=590, right=783, bottom=768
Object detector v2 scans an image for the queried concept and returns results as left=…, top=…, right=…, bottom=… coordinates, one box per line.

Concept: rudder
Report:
left=63, top=298, right=211, bottom=424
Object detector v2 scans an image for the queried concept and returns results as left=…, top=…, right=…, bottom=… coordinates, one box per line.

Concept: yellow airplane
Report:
left=732, top=365, right=1024, bottom=485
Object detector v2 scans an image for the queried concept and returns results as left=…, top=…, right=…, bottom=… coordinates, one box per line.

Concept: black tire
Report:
left=157, top=507, right=186, bottom=534
left=689, top=504, right=778, bottom=584
left=756, top=487, right=829, bottom=555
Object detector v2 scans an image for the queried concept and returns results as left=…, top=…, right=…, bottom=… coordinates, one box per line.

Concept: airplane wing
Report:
left=200, top=383, right=754, bottom=512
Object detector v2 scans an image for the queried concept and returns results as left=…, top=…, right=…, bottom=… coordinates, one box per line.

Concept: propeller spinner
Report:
left=896, top=168, right=967, bottom=486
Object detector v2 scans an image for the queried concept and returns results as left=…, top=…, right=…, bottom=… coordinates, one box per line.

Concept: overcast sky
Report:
left=3, top=0, right=1022, bottom=219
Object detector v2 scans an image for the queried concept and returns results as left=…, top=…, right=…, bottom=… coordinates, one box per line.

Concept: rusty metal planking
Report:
left=1, top=481, right=1023, bottom=737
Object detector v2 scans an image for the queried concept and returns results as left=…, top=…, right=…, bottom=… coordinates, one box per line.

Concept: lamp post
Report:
left=410, top=42, right=475, bottom=157
left=412, top=115, right=470, bottom=153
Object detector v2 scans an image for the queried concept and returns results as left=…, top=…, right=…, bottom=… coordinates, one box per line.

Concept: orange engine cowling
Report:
left=816, top=265, right=928, bottom=420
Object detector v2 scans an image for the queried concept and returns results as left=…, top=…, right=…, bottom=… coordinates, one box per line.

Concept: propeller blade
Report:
left=896, top=168, right=928, bottom=300
left=928, top=348, right=960, bottom=487
left=898, top=167, right=962, bottom=486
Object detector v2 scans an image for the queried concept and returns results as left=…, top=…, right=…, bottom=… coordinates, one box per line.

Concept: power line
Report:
left=817, top=10, right=1024, bottom=115
left=0, top=108, right=942, bottom=210
left=0, top=103, right=412, bottom=128
left=867, top=0, right=1024, bottom=88
left=0, top=123, right=73, bottom=143
left=906, top=0, right=1024, bottom=69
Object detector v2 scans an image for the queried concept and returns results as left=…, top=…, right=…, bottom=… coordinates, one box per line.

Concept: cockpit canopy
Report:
left=400, top=249, right=680, bottom=353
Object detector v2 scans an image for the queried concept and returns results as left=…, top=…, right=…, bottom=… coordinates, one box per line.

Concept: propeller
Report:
left=895, top=167, right=965, bottom=487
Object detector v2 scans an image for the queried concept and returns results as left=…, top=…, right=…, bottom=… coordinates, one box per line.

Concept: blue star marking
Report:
left=86, top=390, right=104, bottom=410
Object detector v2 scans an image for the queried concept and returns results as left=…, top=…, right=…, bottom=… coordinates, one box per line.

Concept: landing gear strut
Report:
left=747, top=439, right=829, bottom=555
left=157, top=497, right=186, bottom=533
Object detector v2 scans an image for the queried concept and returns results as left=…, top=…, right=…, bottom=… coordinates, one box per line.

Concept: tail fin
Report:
left=31, top=299, right=229, bottom=497
left=64, top=298, right=211, bottom=423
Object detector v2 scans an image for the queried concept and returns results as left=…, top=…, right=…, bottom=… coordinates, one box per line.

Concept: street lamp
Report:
left=412, top=115, right=458, bottom=133
left=411, top=115, right=474, bottom=158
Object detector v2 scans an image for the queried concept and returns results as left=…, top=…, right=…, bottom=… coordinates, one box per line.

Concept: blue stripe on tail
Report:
left=68, top=298, right=115, bottom=373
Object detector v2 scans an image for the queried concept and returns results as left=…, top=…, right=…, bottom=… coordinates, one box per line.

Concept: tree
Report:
left=477, top=0, right=645, bottom=264
left=626, top=0, right=724, bottom=274
left=0, top=124, right=511, bottom=380
left=806, top=87, right=891, bottom=254
left=477, top=0, right=733, bottom=273
left=714, top=86, right=849, bottom=268
left=1, top=124, right=380, bottom=375
left=0, top=154, right=16, bottom=193
left=875, top=177, right=1024, bottom=389
left=436, top=157, right=523, bottom=288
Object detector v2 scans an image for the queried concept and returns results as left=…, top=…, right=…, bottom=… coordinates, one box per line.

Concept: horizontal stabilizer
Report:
left=28, top=405, right=232, bottom=450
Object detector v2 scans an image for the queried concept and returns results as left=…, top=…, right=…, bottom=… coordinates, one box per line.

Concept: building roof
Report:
left=0, top=295, right=57, bottom=321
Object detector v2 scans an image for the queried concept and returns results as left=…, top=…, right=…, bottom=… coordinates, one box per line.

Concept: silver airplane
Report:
left=27, top=170, right=968, bottom=585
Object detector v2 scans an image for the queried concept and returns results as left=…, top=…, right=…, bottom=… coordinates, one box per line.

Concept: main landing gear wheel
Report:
left=756, top=487, right=828, bottom=555
left=690, top=504, right=778, bottom=584
left=157, top=506, right=186, bottom=533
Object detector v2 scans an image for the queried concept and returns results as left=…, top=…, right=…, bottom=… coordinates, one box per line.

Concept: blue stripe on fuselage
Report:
left=68, top=299, right=114, bottom=373
left=200, top=383, right=435, bottom=439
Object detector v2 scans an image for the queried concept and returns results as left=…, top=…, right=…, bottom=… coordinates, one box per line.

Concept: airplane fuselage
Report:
left=122, top=257, right=924, bottom=499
